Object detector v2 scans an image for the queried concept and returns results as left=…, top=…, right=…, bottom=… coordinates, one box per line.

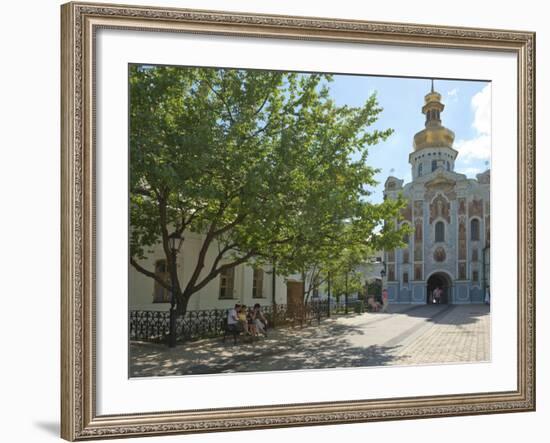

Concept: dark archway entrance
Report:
left=426, top=272, right=452, bottom=304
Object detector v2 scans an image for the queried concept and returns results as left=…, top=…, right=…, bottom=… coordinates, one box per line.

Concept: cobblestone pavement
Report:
left=129, top=304, right=490, bottom=377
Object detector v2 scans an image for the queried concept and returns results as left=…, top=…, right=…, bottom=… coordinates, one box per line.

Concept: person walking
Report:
left=434, top=287, right=442, bottom=304
left=381, top=288, right=389, bottom=313
left=484, top=287, right=491, bottom=305
left=431, top=287, right=438, bottom=304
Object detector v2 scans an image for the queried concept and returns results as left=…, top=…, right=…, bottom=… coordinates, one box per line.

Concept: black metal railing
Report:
left=129, top=300, right=365, bottom=343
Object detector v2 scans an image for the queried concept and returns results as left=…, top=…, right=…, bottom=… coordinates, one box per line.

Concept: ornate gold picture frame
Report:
left=61, top=1, right=535, bottom=440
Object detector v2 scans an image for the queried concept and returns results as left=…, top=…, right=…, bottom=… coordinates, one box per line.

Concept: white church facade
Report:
left=382, top=84, right=490, bottom=304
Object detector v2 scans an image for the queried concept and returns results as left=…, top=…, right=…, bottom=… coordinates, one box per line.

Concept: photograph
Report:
left=58, top=2, right=535, bottom=440
left=127, top=65, right=492, bottom=378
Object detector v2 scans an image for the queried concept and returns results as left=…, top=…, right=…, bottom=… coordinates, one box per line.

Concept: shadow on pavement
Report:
left=130, top=320, right=405, bottom=377
left=129, top=304, right=488, bottom=377
left=394, top=304, right=490, bottom=326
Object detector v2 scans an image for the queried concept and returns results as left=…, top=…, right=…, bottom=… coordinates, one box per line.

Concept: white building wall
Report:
left=129, top=231, right=288, bottom=312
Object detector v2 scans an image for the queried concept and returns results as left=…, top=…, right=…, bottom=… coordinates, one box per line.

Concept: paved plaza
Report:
left=129, top=304, right=490, bottom=377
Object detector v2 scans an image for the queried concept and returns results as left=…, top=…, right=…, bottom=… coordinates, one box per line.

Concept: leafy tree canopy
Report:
left=129, top=65, right=406, bottom=314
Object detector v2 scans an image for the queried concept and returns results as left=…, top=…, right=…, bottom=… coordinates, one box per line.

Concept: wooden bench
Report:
left=221, top=318, right=243, bottom=345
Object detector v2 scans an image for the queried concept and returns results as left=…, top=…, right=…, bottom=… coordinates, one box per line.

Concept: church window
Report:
left=153, top=259, right=171, bottom=303
left=403, top=250, right=409, bottom=264
left=418, top=163, right=423, bottom=177
left=471, top=219, right=480, bottom=241
left=219, top=267, right=235, bottom=299
left=459, top=263, right=466, bottom=280
left=402, top=227, right=409, bottom=244
left=388, top=264, right=396, bottom=281
left=431, top=160, right=437, bottom=172
left=252, top=267, right=264, bottom=298
left=446, top=161, right=450, bottom=171
left=403, top=272, right=409, bottom=284
left=472, top=270, right=479, bottom=282
left=435, top=221, right=445, bottom=242
left=414, top=265, right=423, bottom=281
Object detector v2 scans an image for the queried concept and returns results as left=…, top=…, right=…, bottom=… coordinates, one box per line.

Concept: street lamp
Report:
left=168, top=232, right=182, bottom=348
left=326, top=271, right=331, bottom=318
left=266, top=259, right=278, bottom=326
left=344, top=270, right=349, bottom=315
left=379, top=262, right=387, bottom=307
left=482, top=243, right=490, bottom=304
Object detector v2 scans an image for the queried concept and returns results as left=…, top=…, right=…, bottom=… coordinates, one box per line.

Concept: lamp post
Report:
left=482, top=243, right=490, bottom=304
left=380, top=262, right=387, bottom=305
left=344, top=269, right=349, bottom=315
left=168, top=233, right=182, bottom=348
left=327, top=271, right=331, bottom=318
left=268, top=259, right=277, bottom=327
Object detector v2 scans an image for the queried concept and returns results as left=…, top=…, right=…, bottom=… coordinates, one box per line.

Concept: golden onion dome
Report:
left=413, top=126, right=455, bottom=150
left=413, top=85, right=455, bottom=150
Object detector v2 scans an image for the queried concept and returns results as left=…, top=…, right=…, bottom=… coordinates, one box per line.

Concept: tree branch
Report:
left=210, top=242, right=239, bottom=274
left=202, top=78, right=236, bottom=125
left=130, top=257, right=171, bottom=291
left=211, top=213, right=247, bottom=237
left=156, top=189, right=183, bottom=295
left=192, top=250, right=257, bottom=295
left=131, top=187, right=153, bottom=197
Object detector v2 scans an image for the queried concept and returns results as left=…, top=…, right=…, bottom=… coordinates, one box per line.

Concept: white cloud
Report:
left=447, top=88, right=459, bottom=101
left=471, top=84, right=491, bottom=135
left=461, top=166, right=483, bottom=177
left=455, top=84, right=491, bottom=163
left=455, top=134, right=491, bottom=162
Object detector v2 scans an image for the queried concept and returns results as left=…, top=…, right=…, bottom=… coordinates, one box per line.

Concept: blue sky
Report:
left=327, top=75, right=491, bottom=204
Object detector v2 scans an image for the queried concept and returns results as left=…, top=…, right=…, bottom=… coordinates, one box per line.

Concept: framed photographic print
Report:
left=61, top=1, right=536, bottom=440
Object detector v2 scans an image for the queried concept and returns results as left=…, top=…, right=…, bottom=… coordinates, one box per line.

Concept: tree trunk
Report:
left=175, top=292, right=190, bottom=317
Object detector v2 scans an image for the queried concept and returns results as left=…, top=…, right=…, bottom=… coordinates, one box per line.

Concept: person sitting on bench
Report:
left=368, top=296, right=381, bottom=312
left=253, top=303, right=268, bottom=336
left=227, top=304, right=241, bottom=334
left=238, top=305, right=250, bottom=335
left=247, top=306, right=258, bottom=336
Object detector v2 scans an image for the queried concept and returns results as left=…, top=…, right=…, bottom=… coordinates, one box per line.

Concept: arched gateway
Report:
left=426, top=272, right=452, bottom=304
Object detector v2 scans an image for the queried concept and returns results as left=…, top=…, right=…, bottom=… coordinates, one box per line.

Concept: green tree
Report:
left=275, top=195, right=408, bottom=306
left=324, top=243, right=369, bottom=308
left=129, top=65, right=402, bottom=316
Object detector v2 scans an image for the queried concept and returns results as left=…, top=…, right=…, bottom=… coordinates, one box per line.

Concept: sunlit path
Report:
left=130, top=304, right=490, bottom=377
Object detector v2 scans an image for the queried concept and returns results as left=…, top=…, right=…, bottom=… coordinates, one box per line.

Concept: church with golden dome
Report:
left=382, top=82, right=490, bottom=304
